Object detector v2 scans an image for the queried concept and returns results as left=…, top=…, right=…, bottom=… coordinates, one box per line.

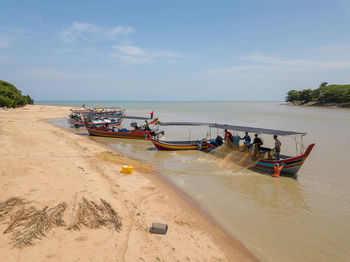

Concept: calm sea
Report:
left=41, top=101, right=350, bottom=262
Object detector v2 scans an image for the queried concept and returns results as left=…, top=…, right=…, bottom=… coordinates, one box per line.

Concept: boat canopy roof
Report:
left=158, top=121, right=307, bottom=136
left=122, top=116, right=152, bottom=120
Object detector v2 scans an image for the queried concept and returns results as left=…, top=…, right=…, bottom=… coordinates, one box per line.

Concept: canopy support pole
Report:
left=294, top=135, right=298, bottom=155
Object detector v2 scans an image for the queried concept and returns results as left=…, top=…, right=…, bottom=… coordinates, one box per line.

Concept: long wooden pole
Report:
left=68, top=192, right=78, bottom=230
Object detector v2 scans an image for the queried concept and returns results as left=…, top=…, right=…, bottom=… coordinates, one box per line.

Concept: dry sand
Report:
left=0, top=105, right=257, bottom=262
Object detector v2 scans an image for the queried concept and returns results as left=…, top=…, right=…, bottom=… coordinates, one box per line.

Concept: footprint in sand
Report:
left=75, top=235, right=88, bottom=241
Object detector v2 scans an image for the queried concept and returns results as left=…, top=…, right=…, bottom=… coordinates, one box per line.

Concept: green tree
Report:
left=286, top=90, right=300, bottom=102
left=319, top=82, right=328, bottom=88
left=299, top=89, right=312, bottom=103
left=286, top=84, right=350, bottom=104
left=0, top=80, right=34, bottom=107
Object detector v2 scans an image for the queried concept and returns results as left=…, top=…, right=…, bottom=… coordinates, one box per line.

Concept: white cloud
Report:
left=114, top=45, right=145, bottom=56
left=22, top=67, right=105, bottom=79
left=314, top=44, right=350, bottom=59
left=242, top=53, right=350, bottom=69
left=204, top=65, right=279, bottom=74
left=205, top=48, right=350, bottom=74
left=59, top=22, right=134, bottom=43
left=111, top=44, right=183, bottom=65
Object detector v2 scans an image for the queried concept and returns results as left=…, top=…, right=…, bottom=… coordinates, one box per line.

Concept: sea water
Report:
left=42, top=101, right=350, bottom=262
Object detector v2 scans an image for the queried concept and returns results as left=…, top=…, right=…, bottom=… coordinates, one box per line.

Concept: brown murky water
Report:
left=47, top=101, right=350, bottom=262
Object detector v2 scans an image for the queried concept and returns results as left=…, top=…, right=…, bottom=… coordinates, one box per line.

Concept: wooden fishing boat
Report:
left=205, top=141, right=315, bottom=175
left=86, top=116, right=161, bottom=140
left=86, top=126, right=151, bottom=139
left=254, top=143, right=315, bottom=175
left=68, top=106, right=125, bottom=128
left=72, top=119, right=122, bottom=128
left=147, top=134, right=210, bottom=151
left=154, top=121, right=315, bottom=175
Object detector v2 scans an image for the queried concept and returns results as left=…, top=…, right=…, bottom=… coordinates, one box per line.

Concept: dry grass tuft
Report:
left=0, top=196, right=120, bottom=248
left=72, top=198, right=122, bottom=232
left=0, top=197, right=26, bottom=222
left=100, top=198, right=122, bottom=232
left=5, top=202, right=67, bottom=248
left=72, top=197, right=107, bottom=230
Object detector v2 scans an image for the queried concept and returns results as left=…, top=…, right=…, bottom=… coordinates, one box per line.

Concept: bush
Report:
left=0, top=80, right=34, bottom=108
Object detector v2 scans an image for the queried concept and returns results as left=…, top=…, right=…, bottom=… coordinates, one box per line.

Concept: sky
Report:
left=1, top=0, right=350, bottom=101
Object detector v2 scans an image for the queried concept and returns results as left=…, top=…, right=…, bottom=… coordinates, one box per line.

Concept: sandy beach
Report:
left=0, top=105, right=256, bottom=262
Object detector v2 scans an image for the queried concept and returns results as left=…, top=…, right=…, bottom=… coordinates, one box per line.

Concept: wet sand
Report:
left=0, top=105, right=257, bottom=262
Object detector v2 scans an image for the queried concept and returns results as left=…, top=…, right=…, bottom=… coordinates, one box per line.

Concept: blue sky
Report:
left=1, top=0, right=350, bottom=101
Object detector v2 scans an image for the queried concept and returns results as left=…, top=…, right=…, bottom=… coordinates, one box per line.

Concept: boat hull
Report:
left=87, top=127, right=150, bottom=139
left=72, top=120, right=122, bottom=128
left=256, top=144, right=315, bottom=175
left=214, top=143, right=315, bottom=175
left=148, top=135, right=209, bottom=151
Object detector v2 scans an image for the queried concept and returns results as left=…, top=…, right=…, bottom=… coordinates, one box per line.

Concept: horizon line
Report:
left=35, top=100, right=284, bottom=102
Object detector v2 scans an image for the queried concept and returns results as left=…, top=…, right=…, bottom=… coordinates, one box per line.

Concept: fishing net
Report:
left=209, top=139, right=260, bottom=172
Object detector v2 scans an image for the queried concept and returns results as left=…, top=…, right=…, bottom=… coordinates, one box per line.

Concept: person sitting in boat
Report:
left=241, top=131, right=251, bottom=150
left=253, top=134, right=263, bottom=157
left=144, top=120, right=151, bottom=131
left=104, top=123, right=109, bottom=130
left=224, top=129, right=233, bottom=143
left=273, top=135, right=282, bottom=160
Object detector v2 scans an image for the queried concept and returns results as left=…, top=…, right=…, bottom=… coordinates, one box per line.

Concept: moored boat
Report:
left=254, top=143, right=315, bottom=175
left=68, top=106, right=125, bottom=128
left=72, top=118, right=122, bottom=128
left=147, top=134, right=210, bottom=150
left=86, top=126, right=151, bottom=139
left=86, top=117, right=162, bottom=140
left=154, top=121, right=315, bottom=175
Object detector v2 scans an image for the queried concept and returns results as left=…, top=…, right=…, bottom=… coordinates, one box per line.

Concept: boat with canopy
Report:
left=149, top=121, right=315, bottom=175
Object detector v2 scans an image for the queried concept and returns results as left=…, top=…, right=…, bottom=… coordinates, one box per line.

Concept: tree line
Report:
left=286, top=82, right=350, bottom=104
left=0, top=80, right=34, bottom=108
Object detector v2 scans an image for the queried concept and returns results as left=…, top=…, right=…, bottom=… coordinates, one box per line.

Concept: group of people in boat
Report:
left=224, top=129, right=282, bottom=160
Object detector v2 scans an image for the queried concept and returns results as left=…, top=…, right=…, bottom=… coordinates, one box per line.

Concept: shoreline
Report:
left=283, top=101, right=350, bottom=109
left=50, top=117, right=256, bottom=261
left=0, top=105, right=257, bottom=261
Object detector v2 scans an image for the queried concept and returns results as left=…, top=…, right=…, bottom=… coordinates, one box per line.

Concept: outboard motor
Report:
left=216, top=135, right=223, bottom=146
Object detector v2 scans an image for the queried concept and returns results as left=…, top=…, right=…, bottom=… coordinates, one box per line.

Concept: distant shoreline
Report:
left=284, top=101, right=350, bottom=109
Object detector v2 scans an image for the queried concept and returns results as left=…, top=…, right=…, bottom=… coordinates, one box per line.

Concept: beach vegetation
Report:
left=0, top=80, right=34, bottom=108
left=286, top=83, right=350, bottom=104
